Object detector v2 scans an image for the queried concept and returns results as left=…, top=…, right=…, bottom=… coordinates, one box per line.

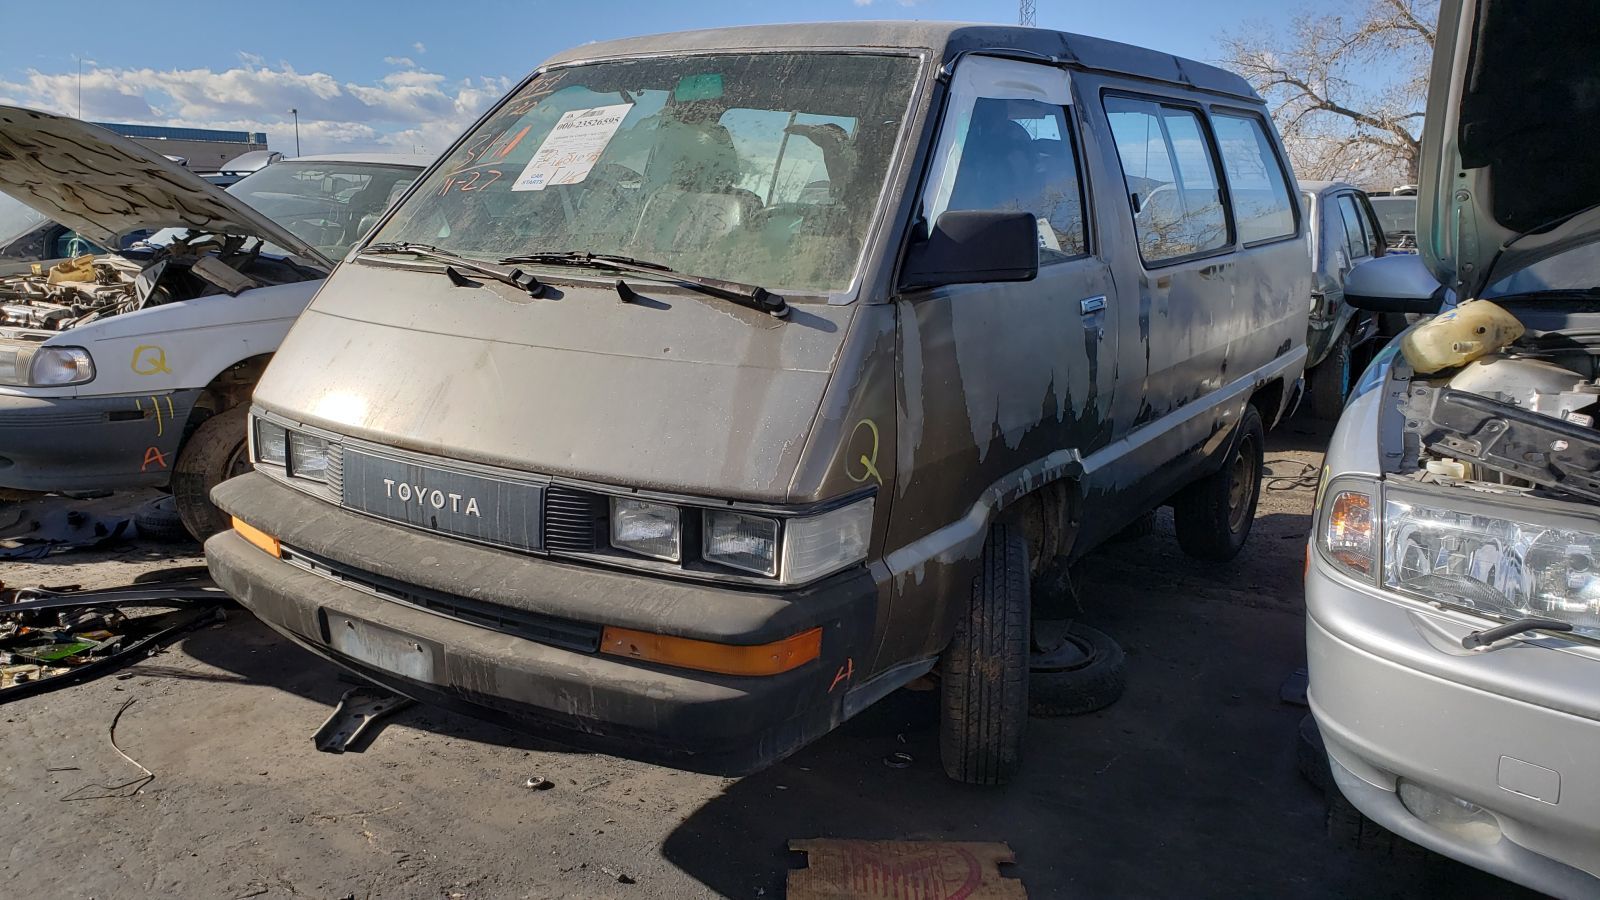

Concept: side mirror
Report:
left=1344, top=253, right=1443, bottom=314
left=901, top=210, right=1039, bottom=290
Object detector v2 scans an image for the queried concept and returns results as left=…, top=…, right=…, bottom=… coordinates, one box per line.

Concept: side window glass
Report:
left=1212, top=112, right=1296, bottom=244
left=1357, top=194, right=1386, bottom=257
left=1105, top=97, right=1229, bottom=262
left=942, top=97, right=1087, bottom=262
left=1337, top=195, right=1371, bottom=261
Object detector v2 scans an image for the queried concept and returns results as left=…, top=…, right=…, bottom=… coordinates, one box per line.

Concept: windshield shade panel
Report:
left=228, top=162, right=422, bottom=260
left=374, top=52, right=921, bottom=297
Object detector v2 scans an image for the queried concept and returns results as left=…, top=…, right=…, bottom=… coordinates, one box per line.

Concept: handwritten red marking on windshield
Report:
left=495, top=125, right=532, bottom=159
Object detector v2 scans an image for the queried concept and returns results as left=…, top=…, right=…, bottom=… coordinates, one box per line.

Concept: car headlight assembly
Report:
left=287, top=431, right=332, bottom=482
left=611, top=498, right=682, bottom=562
left=0, top=343, right=94, bottom=386
left=704, top=509, right=780, bottom=576
left=254, top=419, right=289, bottom=466
left=608, top=495, right=874, bottom=584
left=1318, top=476, right=1600, bottom=641
left=1383, top=492, right=1600, bottom=639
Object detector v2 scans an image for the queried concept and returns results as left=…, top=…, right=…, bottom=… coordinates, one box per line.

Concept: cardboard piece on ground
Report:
left=787, top=839, right=1026, bottom=899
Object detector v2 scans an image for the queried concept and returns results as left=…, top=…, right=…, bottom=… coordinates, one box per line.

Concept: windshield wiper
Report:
left=499, top=251, right=787, bottom=318
left=363, top=241, right=545, bottom=298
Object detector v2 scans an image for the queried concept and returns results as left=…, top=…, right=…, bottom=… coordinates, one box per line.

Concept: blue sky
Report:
left=0, top=0, right=1301, bottom=155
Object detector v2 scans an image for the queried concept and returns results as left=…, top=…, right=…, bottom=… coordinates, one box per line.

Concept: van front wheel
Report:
left=939, top=523, right=1030, bottom=785
left=1173, top=405, right=1264, bottom=562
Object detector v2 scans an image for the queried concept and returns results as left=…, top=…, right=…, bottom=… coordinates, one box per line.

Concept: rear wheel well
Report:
left=183, top=354, right=271, bottom=438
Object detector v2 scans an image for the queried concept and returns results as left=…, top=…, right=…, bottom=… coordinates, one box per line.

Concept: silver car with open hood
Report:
left=1307, top=0, right=1600, bottom=893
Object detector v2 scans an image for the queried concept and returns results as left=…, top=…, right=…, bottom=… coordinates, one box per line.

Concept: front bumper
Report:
left=0, top=389, right=199, bottom=491
left=1307, top=560, right=1600, bottom=896
left=206, top=472, right=882, bottom=774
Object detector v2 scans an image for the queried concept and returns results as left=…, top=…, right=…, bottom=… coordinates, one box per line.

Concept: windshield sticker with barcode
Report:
left=510, top=103, right=634, bottom=192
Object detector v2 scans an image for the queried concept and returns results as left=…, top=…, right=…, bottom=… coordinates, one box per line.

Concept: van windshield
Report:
left=373, top=52, right=920, bottom=297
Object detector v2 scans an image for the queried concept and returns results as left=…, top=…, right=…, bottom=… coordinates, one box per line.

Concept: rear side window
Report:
left=1212, top=112, right=1296, bottom=244
left=1337, top=194, right=1372, bottom=261
left=1104, top=97, right=1229, bottom=263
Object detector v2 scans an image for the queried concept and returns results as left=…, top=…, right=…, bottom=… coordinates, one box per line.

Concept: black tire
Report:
left=133, top=495, right=192, bottom=543
left=172, top=404, right=251, bottom=541
left=1173, top=404, right=1265, bottom=562
left=1297, top=713, right=1333, bottom=796
left=1028, top=622, right=1126, bottom=717
left=939, top=523, right=1030, bottom=785
left=1307, top=331, right=1353, bottom=420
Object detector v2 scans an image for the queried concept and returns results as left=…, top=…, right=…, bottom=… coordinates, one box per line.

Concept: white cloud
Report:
left=412, top=41, right=427, bottom=54
left=238, top=51, right=265, bottom=67
left=0, top=60, right=511, bottom=157
left=383, top=56, right=417, bottom=68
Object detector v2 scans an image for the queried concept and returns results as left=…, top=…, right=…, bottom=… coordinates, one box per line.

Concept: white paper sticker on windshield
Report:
left=511, top=103, right=633, bottom=192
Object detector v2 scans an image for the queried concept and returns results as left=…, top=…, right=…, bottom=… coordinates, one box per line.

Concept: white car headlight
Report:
left=0, top=343, right=94, bottom=386
left=703, top=509, right=780, bottom=576
left=1318, top=476, right=1600, bottom=640
left=287, top=431, right=331, bottom=482
left=611, top=498, right=681, bottom=562
left=254, top=418, right=288, bottom=466
left=1383, top=491, right=1600, bottom=640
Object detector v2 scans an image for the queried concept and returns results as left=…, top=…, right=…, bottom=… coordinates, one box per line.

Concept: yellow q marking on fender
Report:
left=844, top=419, right=883, bottom=486
left=131, top=345, right=171, bottom=376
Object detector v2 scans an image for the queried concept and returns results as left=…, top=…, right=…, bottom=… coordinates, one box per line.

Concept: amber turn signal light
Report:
left=599, top=625, right=822, bottom=676
left=232, top=516, right=281, bottom=558
left=1325, top=491, right=1374, bottom=576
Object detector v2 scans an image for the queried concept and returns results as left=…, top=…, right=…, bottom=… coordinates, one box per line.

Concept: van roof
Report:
left=541, top=21, right=1260, bottom=102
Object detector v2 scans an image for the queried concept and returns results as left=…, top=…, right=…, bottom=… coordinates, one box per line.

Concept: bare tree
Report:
left=1219, top=0, right=1437, bottom=188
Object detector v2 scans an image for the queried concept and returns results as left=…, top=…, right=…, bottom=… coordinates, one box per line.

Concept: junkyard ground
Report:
left=1, top=417, right=1537, bottom=899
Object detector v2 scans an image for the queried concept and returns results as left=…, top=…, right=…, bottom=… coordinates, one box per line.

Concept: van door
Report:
left=1098, top=94, right=1236, bottom=422
left=885, top=55, right=1115, bottom=662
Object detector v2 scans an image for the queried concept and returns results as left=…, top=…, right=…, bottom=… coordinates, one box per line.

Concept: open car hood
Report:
left=1421, top=0, right=1600, bottom=299
left=0, top=106, right=331, bottom=268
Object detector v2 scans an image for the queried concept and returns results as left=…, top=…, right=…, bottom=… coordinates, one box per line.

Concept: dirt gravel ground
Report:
left=0, top=416, right=1539, bottom=899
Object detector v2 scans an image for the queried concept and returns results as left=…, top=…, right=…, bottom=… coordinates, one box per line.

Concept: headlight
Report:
left=0, top=343, right=94, bottom=386
left=287, top=431, right=331, bottom=482
left=1383, top=491, right=1600, bottom=640
left=780, top=498, right=873, bottom=583
left=611, top=498, right=681, bottom=562
left=255, top=419, right=288, bottom=466
left=704, top=510, right=780, bottom=576
left=1318, top=476, right=1600, bottom=640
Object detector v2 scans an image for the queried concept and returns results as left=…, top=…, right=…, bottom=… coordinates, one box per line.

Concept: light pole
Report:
left=290, top=108, right=300, bottom=156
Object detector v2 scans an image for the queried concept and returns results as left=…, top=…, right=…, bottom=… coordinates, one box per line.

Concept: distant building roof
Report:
left=95, top=122, right=268, bottom=145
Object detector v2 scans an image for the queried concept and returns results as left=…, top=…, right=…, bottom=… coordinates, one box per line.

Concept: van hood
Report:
left=0, top=106, right=330, bottom=267
left=1421, top=0, right=1600, bottom=299
left=253, top=263, right=853, bottom=500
